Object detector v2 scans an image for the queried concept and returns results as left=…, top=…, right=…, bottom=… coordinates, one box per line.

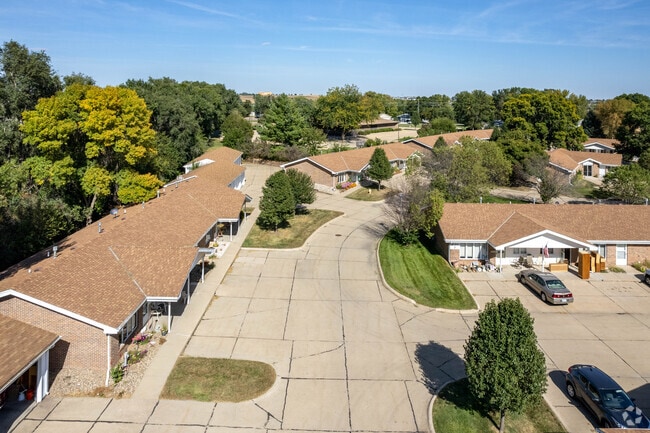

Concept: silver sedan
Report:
left=517, top=269, right=574, bottom=304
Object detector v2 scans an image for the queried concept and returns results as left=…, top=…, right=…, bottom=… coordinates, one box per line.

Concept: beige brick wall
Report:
left=628, top=245, right=650, bottom=265
left=0, top=296, right=122, bottom=373
left=287, top=162, right=334, bottom=188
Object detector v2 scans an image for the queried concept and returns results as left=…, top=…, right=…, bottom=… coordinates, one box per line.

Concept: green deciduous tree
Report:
left=315, top=84, right=364, bottom=139
left=501, top=90, right=587, bottom=150
left=0, top=40, right=61, bottom=120
left=384, top=175, right=444, bottom=244
left=221, top=110, right=254, bottom=150
left=417, top=117, right=457, bottom=136
left=453, top=90, right=495, bottom=130
left=599, top=163, right=650, bottom=203
left=365, top=147, right=393, bottom=189
left=257, top=171, right=295, bottom=231
left=615, top=102, right=650, bottom=160
left=286, top=169, right=315, bottom=208
left=464, top=298, right=547, bottom=433
left=0, top=40, right=62, bottom=163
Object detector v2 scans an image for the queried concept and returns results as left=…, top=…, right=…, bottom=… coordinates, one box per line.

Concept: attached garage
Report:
left=0, top=315, right=59, bottom=405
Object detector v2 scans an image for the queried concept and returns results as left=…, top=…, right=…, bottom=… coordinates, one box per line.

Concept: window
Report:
left=597, top=245, right=606, bottom=257
left=120, top=314, right=138, bottom=344
left=337, top=173, right=346, bottom=183
left=459, top=243, right=486, bottom=259
left=539, top=248, right=554, bottom=254
left=583, top=164, right=592, bottom=176
left=513, top=248, right=527, bottom=255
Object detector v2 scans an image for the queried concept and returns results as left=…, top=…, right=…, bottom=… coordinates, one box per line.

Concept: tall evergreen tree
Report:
left=366, top=147, right=393, bottom=189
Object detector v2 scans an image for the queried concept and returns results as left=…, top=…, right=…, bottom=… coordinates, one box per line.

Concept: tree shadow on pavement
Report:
left=414, top=340, right=466, bottom=395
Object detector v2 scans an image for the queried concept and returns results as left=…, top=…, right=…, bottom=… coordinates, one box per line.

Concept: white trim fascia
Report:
left=147, top=296, right=179, bottom=302
left=446, top=239, right=487, bottom=243
left=494, top=229, right=594, bottom=250
left=217, top=218, right=239, bottom=223
left=548, top=162, right=574, bottom=174
left=283, top=158, right=336, bottom=174
left=0, top=289, right=119, bottom=334
left=280, top=157, right=311, bottom=169
left=589, top=240, right=650, bottom=245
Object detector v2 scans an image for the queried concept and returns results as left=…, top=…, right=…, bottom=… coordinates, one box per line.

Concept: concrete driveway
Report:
left=7, top=164, right=650, bottom=433
left=182, top=192, right=472, bottom=432
left=461, top=266, right=650, bottom=432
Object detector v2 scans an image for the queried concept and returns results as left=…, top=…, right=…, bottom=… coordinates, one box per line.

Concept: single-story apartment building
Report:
left=402, top=129, right=493, bottom=149
left=0, top=147, right=250, bottom=395
left=434, top=203, right=650, bottom=270
left=280, top=142, right=423, bottom=190
left=547, top=148, right=623, bottom=179
left=582, top=138, right=619, bottom=153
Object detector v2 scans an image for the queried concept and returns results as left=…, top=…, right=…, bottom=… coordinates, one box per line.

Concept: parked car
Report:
left=566, top=364, right=650, bottom=429
left=516, top=269, right=574, bottom=304
left=645, top=268, right=650, bottom=285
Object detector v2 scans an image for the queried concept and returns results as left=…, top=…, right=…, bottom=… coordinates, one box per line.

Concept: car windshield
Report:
left=546, top=280, right=566, bottom=290
left=601, top=389, right=635, bottom=409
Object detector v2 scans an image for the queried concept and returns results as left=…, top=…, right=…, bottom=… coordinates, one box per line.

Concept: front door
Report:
left=616, top=244, right=627, bottom=266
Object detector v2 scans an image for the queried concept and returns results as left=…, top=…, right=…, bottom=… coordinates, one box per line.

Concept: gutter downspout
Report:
left=105, top=334, right=111, bottom=386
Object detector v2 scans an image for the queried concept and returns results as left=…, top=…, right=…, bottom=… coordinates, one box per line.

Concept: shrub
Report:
left=110, top=364, right=124, bottom=384
left=128, top=348, right=148, bottom=364
left=608, top=266, right=626, bottom=273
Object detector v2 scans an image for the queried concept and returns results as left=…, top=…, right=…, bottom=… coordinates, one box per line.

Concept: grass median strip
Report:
left=243, top=209, right=343, bottom=248
left=379, top=234, right=476, bottom=310
left=433, top=378, right=566, bottom=433
left=161, top=357, right=276, bottom=402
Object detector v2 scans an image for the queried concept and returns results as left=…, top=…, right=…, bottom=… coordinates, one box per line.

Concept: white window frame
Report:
left=120, top=314, right=138, bottom=344
left=459, top=243, right=486, bottom=259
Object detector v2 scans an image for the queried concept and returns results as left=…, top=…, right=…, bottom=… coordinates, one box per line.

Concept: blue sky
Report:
left=2, top=0, right=649, bottom=99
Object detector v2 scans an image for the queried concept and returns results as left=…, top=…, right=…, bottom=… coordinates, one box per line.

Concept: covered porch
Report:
left=490, top=230, right=597, bottom=272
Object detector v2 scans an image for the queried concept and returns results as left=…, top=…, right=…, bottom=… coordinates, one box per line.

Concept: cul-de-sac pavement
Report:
left=8, top=163, right=650, bottom=433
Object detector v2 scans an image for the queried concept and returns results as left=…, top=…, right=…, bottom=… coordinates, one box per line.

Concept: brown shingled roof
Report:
left=548, top=148, right=623, bottom=172
left=439, top=203, right=650, bottom=246
left=0, top=314, right=59, bottom=392
left=584, top=138, right=619, bottom=149
left=0, top=150, right=246, bottom=330
left=405, top=129, right=493, bottom=149
left=283, top=142, right=422, bottom=174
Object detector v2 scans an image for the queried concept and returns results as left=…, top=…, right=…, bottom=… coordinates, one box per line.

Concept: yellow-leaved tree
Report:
left=21, top=84, right=159, bottom=224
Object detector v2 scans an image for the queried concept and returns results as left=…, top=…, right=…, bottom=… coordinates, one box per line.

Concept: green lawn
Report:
left=481, top=194, right=529, bottom=204
left=378, top=234, right=476, bottom=310
left=161, top=357, right=276, bottom=402
left=345, top=185, right=391, bottom=201
left=564, top=178, right=597, bottom=198
left=243, top=209, right=343, bottom=248
left=433, top=378, right=567, bottom=433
